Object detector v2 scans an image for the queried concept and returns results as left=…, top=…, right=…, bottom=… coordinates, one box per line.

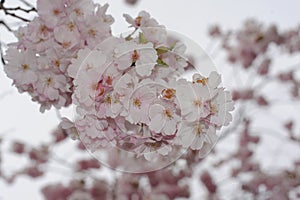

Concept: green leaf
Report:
left=156, top=46, right=169, bottom=55
left=139, top=32, right=148, bottom=44
left=157, top=58, right=168, bottom=67
left=125, top=35, right=133, bottom=41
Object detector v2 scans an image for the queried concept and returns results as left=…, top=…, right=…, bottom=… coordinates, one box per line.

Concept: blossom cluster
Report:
left=4, top=0, right=113, bottom=112
left=41, top=167, right=190, bottom=200
left=64, top=11, right=233, bottom=161
left=4, top=0, right=233, bottom=162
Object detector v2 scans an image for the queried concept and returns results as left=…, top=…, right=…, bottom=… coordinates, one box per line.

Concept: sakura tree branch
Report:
left=0, top=0, right=36, bottom=23
left=0, top=42, right=6, bottom=65
left=0, top=20, right=12, bottom=31
left=5, top=6, right=36, bottom=13
left=18, top=0, right=36, bottom=9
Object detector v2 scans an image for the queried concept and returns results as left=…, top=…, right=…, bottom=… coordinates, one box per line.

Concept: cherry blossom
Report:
left=3, top=0, right=233, bottom=164
left=4, top=48, right=38, bottom=85
left=1, top=2, right=300, bottom=198
left=127, top=85, right=157, bottom=124
left=149, top=103, right=180, bottom=136
left=177, top=121, right=217, bottom=151
left=4, top=0, right=113, bottom=112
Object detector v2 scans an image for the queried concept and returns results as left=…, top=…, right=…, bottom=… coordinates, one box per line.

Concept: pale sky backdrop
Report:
left=0, top=0, right=300, bottom=199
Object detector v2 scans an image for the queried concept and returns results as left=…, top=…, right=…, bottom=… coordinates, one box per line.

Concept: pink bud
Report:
left=200, top=171, right=217, bottom=194
left=77, top=141, right=86, bottom=150
left=42, top=184, right=72, bottom=200
left=77, top=159, right=101, bottom=171
left=52, top=128, right=67, bottom=143
left=28, top=147, right=48, bottom=163
left=125, top=0, right=138, bottom=5
left=25, top=166, right=43, bottom=178
left=284, top=121, right=293, bottom=131
left=232, top=91, right=240, bottom=101
left=208, top=25, right=221, bottom=37
left=291, top=84, right=299, bottom=98
left=278, top=71, right=294, bottom=81
left=249, top=136, right=260, bottom=144
left=256, top=96, right=268, bottom=106
left=240, top=49, right=257, bottom=68
left=12, top=141, right=25, bottom=154
left=257, top=58, right=270, bottom=75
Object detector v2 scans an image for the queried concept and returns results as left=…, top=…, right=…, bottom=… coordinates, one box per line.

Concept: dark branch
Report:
left=0, top=20, right=12, bottom=31
left=2, top=11, right=31, bottom=22
left=18, top=0, right=36, bottom=10
left=0, top=0, right=36, bottom=23
left=0, top=42, right=5, bottom=65
left=5, top=6, right=36, bottom=13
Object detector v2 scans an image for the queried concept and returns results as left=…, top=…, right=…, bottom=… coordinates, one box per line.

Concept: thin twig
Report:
left=18, top=0, right=36, bottom=10
left=0, top=20, right=12, bottom=31
left=2, top=11, right=31, bottom=22
left=0, top=42, right=6, bottom=65
left=0, top=0, right=35, bottom=23
left=5, top=6, right=36, bottom=13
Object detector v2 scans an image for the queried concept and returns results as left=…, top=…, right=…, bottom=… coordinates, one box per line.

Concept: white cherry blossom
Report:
left=127, top=85, right=156, bottom=124
left=149, top=103, right=180, bottom=135
left=4, top=48, right=38, bottom=85
left=177, top=121, right=217, bottom=151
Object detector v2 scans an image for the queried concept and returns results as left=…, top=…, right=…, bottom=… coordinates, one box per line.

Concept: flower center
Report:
left=164, top=109, right=173, bottom=119
left=104, top=96, right=112, bottom=104
left=68, top=22, right=74, bottom=31
left=74, top=8, right=82, bottom=16
left=210, top=102, right=218, bottom=114
left=196, top=77, right=208, bottom=85
left=133, top=98, right=141, bottom=108
left=132, top=50, right=139, bottom=62
left=135, top=16, right=142, bottom=26
left=53, top=9, right=60, bottom=16
left=62, top=41, right=71, bottom=48
left=54, top=59, right=60, bottom=67
left=88, top=29, right=96, bottom=37
left=21, top=64, right=29, bottom=71
left=105, top=76, right=113, bottom=86
left=92, top=82, right=105, bottom=97
left=194, top=100, right=201, bottom=107
left=162, top=88, right=176, bottom=100
left=195, top=125, right=202, bottom=135
left=46, top=77, right=52, bottom=86
left=40, top=25, right=47, bottom=34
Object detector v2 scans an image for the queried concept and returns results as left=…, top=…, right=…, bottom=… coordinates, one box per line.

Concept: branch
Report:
left=18, top=0, right=36, bottom=10
left=0, top=0, right=36, bottom=23
left=0, top=42, right=5, bottom=65
left=0, top=20, right=11, bottom=31
left=2, top=11, right=31, bottom=22
left=5, top=6, right=36, bottom=13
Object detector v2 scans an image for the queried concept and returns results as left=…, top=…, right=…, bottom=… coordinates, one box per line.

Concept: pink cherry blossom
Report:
left=177, top=121, right=217, bottom=151
left=149, top=103, right=180, bottom=135
left=4, top=48, right=38, bottom=85
left=126, top=85, right=156, bottom=124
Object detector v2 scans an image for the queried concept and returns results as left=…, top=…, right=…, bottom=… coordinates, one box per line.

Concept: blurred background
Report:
left=0, top=0, right=300, bottom=199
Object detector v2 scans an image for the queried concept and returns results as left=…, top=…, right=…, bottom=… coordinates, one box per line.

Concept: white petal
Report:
left=178, top=123, right=194, bottom=147
left=163, top=119, right=177, bottom=135
left=149, top=104, right=164, bottom=119
left=208, top=71, right=221, bottom=88
left=190, top=135, right=204, bottom=150
left=149, top=114, right=165, bottom=133
left=135, top=63, right=155, bottom=76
